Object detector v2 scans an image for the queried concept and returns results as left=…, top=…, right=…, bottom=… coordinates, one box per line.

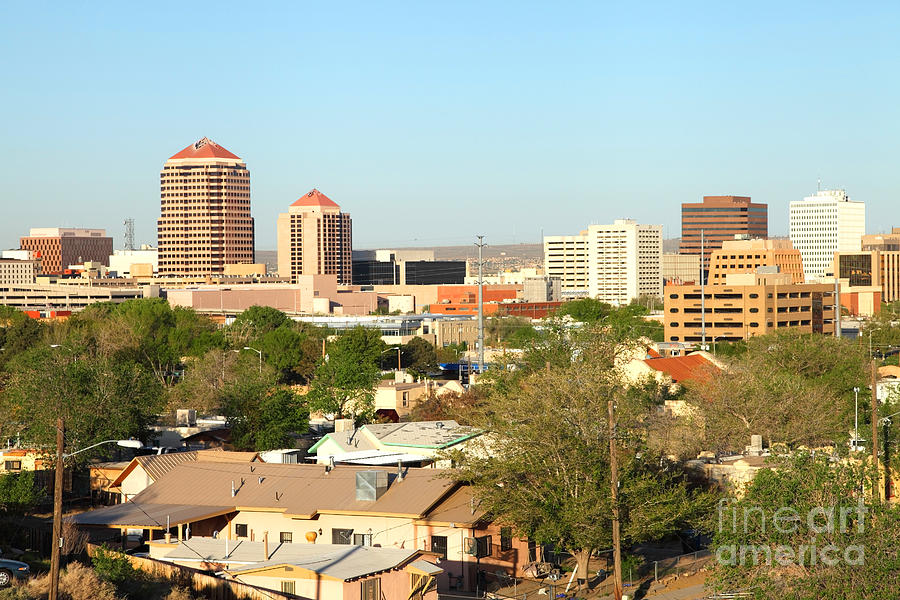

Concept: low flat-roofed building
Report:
left=0, top=282, right=156, bottom=312
left=0, top=259, right=36, bottom=285
left=832, top=250, right=900, bottom=304
left=153, top=537, right=442, bottom=600
left=664, top=271, right=836, bottom=343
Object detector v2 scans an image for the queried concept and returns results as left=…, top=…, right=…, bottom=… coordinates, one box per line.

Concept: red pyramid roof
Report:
left=169, top=137, right=241, bottom=160
left=291, top=189, right=339, bottom=209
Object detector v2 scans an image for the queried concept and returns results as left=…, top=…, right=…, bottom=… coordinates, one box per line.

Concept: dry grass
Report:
left=14, top=562, right=120, bottom=600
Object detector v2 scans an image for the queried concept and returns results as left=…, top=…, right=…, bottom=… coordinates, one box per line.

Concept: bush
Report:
left=164, top=587, right=194, bottom=600
left=91, top=544, right=138, bottom=587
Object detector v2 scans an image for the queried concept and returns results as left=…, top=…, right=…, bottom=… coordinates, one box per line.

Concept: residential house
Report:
left=110, top=449, right=259, bottom=502
left=72, top=462, right=529, bottom=593
left=151, top=537, right=442, bottom=600
left=374, top=379, right=466, bottom=421
left=309, top=421, right=481, bottom=467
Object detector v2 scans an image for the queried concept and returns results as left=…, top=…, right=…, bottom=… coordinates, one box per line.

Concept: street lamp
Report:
left=381, top=346, right=401, bottom=371
left=853, top=386, right=860, bottom=451
left=50, top=344, right=76, bottom=363
left=49, top=431, right=142, bottom=600
left=242, top=346, right=263, bottom=374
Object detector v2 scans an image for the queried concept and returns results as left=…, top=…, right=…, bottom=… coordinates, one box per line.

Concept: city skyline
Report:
left=2, top=2, right=899, bottom=250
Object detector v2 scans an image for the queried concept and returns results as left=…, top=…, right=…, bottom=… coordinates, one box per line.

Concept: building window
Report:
left=332, top=528, right=353, bottom=544
left=280, top=532, right=292, bottom=544
left=431, top=535, right=448, bottom=559
left=4, top=461, right=21, bottom=471
left=354, top=533, right=373, bottom=546
left=234, top=524, right=248, bottom=538
left=280, top=581, right=296, bottom=595
left=500, top=527, right=513, bottom=551
left=361, top=578, right=382, bottom=600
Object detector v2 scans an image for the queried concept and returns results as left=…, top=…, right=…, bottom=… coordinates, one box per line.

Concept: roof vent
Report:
left=356, top=470, right=388, bottom=502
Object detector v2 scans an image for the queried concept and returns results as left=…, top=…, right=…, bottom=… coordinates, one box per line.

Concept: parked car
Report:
left=0, top=557, right=30, bottom=587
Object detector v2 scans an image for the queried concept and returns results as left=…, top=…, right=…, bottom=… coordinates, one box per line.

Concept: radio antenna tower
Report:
left=124, top=218, right=135, bottom=251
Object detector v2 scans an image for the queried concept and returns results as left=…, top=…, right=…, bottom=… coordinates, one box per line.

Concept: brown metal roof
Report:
left=132, top=462, right=463, bottom=520
left=111, top=450, right=259, bottom=487
left=414, top=486, right=484, bottom=527
left=71, top=502, right=234, bottom=529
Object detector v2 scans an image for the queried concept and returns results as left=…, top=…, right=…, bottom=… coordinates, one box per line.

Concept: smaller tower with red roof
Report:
left=276, top=189, right=352, bottom=284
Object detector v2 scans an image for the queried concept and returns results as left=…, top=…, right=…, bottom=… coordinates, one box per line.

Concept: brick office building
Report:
left=680, top=196, right=768, bottom=274
left=20, top=228, right=113, bottom=274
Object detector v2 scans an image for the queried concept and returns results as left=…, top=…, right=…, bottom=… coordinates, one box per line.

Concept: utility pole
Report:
left=700, top=230, right=706, bottom=351
left=872, top=359, right=881, bottom=502
left=49, top=417, right=64, bottom=600
left=607, top=401, right=623, bottom=600
left=476, top=235, right=486, bottom=374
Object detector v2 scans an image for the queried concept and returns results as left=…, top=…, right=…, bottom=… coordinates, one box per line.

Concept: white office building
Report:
left=544, top=234, right=589, bottom=298
left=789, top=189, right=865, bottom=281
left=544, top=219, right=663, bottom=305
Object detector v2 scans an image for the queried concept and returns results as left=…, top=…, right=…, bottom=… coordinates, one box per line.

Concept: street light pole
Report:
left=243, top=347, right=262, bottom=374
left=49, top=432, right=141, bottom=600
left=854, top=386, right=860, bottom=450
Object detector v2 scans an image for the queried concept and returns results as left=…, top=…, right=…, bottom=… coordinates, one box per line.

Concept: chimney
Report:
left=397, top=460, right=404, bottom=482
left=231, top=480, right=236, bottom=497
left=263, top=531, right=269, bottom=560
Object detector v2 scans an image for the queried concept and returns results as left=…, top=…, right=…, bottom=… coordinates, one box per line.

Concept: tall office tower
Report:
left=680, top=196, right=768, bottom=274
left=544, top=219, right=662, bottom=304
left=789, top=189, right=865, bottom=282
left=544, top=232, right=590, bottom=298
left=20, top=228, right=113, bottom=274
left=276, top=189, right=352, bottom=284
left=157, top=137, right=254, bottom=277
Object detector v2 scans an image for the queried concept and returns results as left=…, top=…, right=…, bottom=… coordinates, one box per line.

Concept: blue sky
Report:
left=1, top=1, right=898, bottom=250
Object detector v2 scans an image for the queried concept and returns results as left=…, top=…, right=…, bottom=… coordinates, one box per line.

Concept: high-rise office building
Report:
left=680, top=196, right=768, bottom=273
left=276, top=189, right=352, bottom=284
left=789, top=189, right=865, bottom=281
left=157, top=137, right=254, bottom=277
left=544, top=219, right=662, bottom=305
left=20, top=228, right=113, bottom=274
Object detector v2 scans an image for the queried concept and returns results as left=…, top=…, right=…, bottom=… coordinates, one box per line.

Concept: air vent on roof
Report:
left=356, top=470, right=388, bottom=502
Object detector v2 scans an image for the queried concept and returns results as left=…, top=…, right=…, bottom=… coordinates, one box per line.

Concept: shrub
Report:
left=90, top=544, right=138, bottom=587
left=22, top=562, right=119, bottom=600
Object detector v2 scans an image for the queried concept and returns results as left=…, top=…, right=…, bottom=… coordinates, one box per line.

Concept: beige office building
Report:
left=277, top=189, right=352, bottom=284
left=664, top=272, right=836, bottom=343
left=708, top=238, right=804, bottom=284
left=662, top=253, right=701, bottom=284
left=862, top=228, right=900, bottom=251
left=832, top=250, right=900, bottom=303
left=157, top=138, right=254, bottom=277
left=544, top=219, right=662, bottom=304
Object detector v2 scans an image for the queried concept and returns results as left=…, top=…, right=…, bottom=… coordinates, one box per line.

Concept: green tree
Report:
left=2, top=347, right=164, bottom=457
left=257, top=326, right=320, bottom=384
left=400, top=337, right=438, bottom=375
left=687, top=329, right=869, bottom=452
left=452, top=338, right=714, bottom=588
left=0, top=471, right=43, bottom=515
left=230, top=305, right=290, bottom=341
left=0, top=307, right=46, bottom=370
left=709, top=451, right=899, bottom=599
left=308, top=327, right=384, bottom=421
left=224, top=376, right=309, bottom=451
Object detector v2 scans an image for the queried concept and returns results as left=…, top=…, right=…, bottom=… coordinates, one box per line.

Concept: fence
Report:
left=86, top=544, right=295, bottom=600
left=649, top=549, right=712, bottom=582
